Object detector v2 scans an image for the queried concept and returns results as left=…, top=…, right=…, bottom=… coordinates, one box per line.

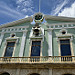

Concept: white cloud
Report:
left=51, top=0, right=68, bottom=15
left=16, top=0, right=34, bottom=14
left=0, top=4, right=24, bottom=19
left=16, top=0, right=24, bottom=3
left=58, top=2, right=75, bottom=17
left=23, top=1, right=32, bottom=7
left=21, top=9, right=27, bottom=13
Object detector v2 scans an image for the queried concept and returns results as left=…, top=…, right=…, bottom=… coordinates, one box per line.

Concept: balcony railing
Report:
left=0, top=56, right=74, bottom=63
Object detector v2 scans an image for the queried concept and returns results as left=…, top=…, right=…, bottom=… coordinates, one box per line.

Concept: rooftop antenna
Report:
left=39, top=0, right=41, bottom=12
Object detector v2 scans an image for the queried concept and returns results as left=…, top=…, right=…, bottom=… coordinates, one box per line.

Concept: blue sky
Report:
left=0, top=0, right=75, bottom=25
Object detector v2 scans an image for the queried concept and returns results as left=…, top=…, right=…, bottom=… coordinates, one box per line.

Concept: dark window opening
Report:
left=31, top=41, right=41, bottom=62
left=31, top=41, right=41, bottom=56
left=11, top=34, right=15, bottom=37
left=60, top=39, right=72, bottom=61
left=4, top=42, right=15, bottom=57
left=30, top=73, right=40, bottom=75
left=62, top=31, right=66, bottom=34
left=33, top=29, right=39, bottom=36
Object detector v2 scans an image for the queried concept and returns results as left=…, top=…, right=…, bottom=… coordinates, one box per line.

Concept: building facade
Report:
left=0, top=13, right=75, bottom=75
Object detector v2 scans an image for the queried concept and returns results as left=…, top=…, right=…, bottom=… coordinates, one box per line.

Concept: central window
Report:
left=4, top=42, right=15, bottom=57
left=31, top=41, right=41, bottom=56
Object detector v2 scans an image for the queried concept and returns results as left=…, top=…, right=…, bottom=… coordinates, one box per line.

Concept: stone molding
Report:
left=1, top=26, right=29, bottom=33
left=47, top=23, right=75, bottom=29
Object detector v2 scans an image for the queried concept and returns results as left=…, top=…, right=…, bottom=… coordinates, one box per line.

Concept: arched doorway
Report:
left=0, top=72, right=10, bottom=75
left=30, top=73, right=40, bottom=75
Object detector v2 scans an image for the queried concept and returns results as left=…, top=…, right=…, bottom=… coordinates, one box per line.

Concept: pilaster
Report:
left=16, top=69, right=20, bottom=75
left=0, top=32, right=4, bottom=45
left=49, top=68, right=52, bottom=75
left=19, top=30, right=27, bottom=57
left=47, top=29, right=53, bottom=56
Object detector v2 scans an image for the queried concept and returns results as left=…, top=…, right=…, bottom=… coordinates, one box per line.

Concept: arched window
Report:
left=59, top=29, right=67, bottom=35
left=11, top=34, right=15, bottom=37
left=30, top=73, right=40, bottom=75
left=0, top=72, right=10, bottom=75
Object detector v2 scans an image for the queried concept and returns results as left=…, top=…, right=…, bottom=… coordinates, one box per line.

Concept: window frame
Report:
left=29, top=39, right=43, bottom=57
left=2, top=40, right=17, bottom=57
left=2, top=36, right=19, bottom=57
left=30, top=41, right=41, bottom=56
left=60, top=39, right=71, bottom=56
left=58, top=38, right=74, bottom=57
left=4, top=41, right=16, bottom=57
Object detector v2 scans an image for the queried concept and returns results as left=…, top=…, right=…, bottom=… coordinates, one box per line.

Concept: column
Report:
left=19, top=31, right=27, bottom=57
left=16, top=69, right=20, bottom=75
left=49, top=68, right=52, bottom=75
left=48, top=29, right=52, bottom=56
left=0, top=32, right=4, bottom=45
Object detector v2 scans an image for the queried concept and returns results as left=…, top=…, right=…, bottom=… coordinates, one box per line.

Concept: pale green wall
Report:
left=52, top=28, right=75, bottom=56
left=52, top=29, right=59, bottom=56
left=0, top=32, right=23, bottom=57
left=0, top=33, right=10, bottom=57
left=0, top=19, right=75, bottom=57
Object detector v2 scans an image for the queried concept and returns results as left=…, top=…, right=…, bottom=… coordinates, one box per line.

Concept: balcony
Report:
left=0, top=56, right=74, bottom=63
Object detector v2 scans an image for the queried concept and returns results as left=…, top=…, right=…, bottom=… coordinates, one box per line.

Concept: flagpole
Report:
left=39, top=0, right=41, bottom=12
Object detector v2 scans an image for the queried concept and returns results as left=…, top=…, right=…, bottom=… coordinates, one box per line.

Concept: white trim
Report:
left=30, top=27, right=44, bottom=41
left=19, top=31, right=27, bottom=57
left=0, top=32, right=4, bottom=45
left=1, top=26, right=29, bottom=33
left=48, top=29, right=52, bottom=56
left=2, top=39, right=17, bottom=57
left=57, top=33, right=74, bottom=56
left=3, top=37, right=19, bottom=57
left=0, top=17, right=31, bottom=29
left=57, top=34, right=73, bottom=42
left=5, top=37, right=19, bottom=44
left=47, top=23, right=75, bottom=26
left=47, top=23, right=75, bottom=29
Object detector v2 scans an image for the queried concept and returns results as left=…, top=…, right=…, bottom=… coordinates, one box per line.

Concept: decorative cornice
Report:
left=0, top=17, right=32, bottom=29
left=47, top=22, right=75, bottom=26
left=5, top=37, right=19, bottom=44
left=45, top=15, right=75, bottom=22
left=1, top=13, right=75, bottom=28
left=1, top=26, right=29, bottom=33
left=56, top=34, right=73, bottom=42
left=47, top=23, right=75, bottom=29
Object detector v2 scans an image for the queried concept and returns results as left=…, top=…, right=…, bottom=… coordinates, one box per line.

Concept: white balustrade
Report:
left=0, top=56, right=74, bottom=63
